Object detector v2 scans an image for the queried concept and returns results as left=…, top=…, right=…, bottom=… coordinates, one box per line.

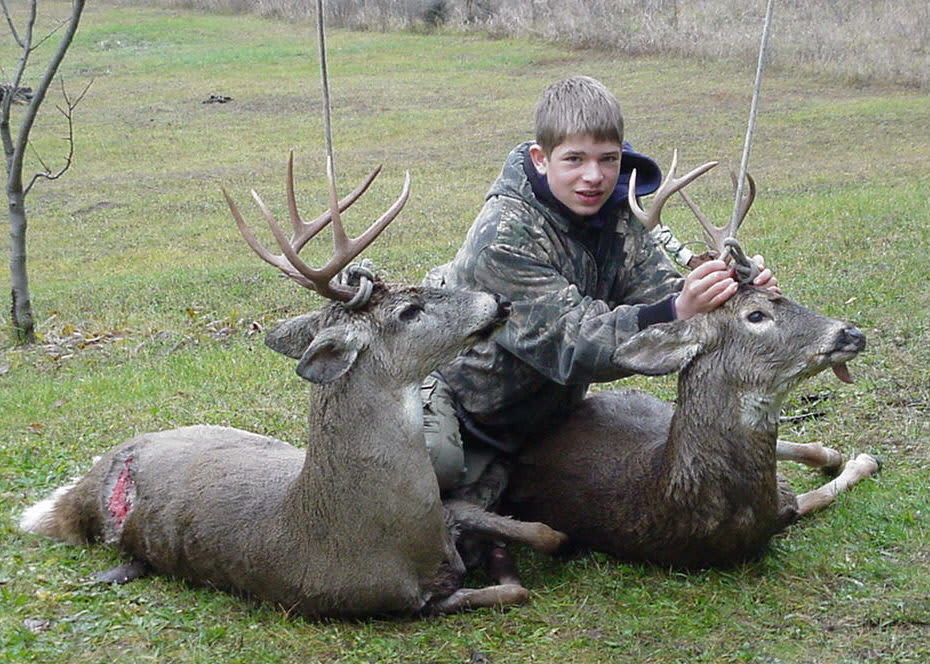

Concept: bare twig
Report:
left=9, top=0, right=86, bottom=183
left=24, top=77, right=91, bottom=195
left=27, top=17, right=68, bottom=52
left=0, top=0, right=23, bottom=48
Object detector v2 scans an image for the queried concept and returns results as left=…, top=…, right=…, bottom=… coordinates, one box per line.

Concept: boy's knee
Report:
left=422, top=374, right=466, bottom=490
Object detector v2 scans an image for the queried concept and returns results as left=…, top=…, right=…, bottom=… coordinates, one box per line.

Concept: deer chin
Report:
left=464, top=319, right=505, bottom=347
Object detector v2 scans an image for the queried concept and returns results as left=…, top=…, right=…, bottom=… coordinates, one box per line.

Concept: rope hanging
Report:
left=316, top=0, right=334, bottom=173
left=315, top=0, right=379, bottom=309
left=730, top=0, right=776, bottom=231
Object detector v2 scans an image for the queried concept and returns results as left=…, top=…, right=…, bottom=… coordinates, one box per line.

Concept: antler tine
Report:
left=286, top=151, right=383, bottom=253
left=334, top=161, right=411, bottom=266
left=627, top=149, right=719, bottom=231
left=677, top=188, right=726, bottom=256
left=728, top=169, right=756, bottom=235
left=325, top=154, right=351, bottom=260
left=224, top=157, right=409, bottom=302
left=679, top=169, right=756, bottom=258
left=223, top=186, right=318, bottom=290
left=271, top=156, right=410, bottom=301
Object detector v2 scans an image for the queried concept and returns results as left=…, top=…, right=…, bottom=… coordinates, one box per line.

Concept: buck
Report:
left=504, top=155, right=880, bottom=568
left=19, top=155, right=567, bottom=617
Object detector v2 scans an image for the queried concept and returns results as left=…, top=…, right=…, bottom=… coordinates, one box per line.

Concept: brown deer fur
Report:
left=505, top=285, right=879, bottom=568
left=20, top=283, right=566, bottom=617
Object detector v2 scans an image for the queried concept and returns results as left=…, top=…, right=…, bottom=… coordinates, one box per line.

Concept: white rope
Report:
left=315, top=0, right=376, bottom=309
left=730, top=0, right=776, bottom=230
left=316, top=0, right=334, bottom=173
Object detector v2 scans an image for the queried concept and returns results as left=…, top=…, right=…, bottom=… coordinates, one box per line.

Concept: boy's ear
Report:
left=528, top=143, right=549, bottom=175
left=611, top=321, right=703, bottom=376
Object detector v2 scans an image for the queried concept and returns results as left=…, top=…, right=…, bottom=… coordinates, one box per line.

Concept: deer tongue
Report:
left=833, top=363, right=854, bottom=384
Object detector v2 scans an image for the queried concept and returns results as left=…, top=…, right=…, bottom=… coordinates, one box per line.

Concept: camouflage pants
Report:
left=421, top=374, right=509, bottom=509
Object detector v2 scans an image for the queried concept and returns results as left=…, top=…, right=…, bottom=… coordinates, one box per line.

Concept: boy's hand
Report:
left=750, top=254, right=780, bottom=293
left=674, top=259, right=737, bottom=320
left=675, top=255, right=781, bottom=321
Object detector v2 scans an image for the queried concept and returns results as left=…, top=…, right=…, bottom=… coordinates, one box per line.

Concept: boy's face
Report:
left=529, top=134, right=622, bottom=216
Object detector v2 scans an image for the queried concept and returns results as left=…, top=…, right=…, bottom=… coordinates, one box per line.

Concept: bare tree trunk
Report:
left=8, top=182, right=31, bottom=343
left=2, top=0, right=87, bottom=344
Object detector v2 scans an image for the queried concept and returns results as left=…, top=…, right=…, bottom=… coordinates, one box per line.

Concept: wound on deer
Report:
left=106, top=456, right=135, bottom=532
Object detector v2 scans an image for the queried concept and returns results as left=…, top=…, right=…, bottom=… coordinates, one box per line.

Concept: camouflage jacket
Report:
left=426, top=142, right=685, bottom=452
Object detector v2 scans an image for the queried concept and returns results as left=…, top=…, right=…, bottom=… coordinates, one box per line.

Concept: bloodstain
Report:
left=107, top=456, right=134, bottom=528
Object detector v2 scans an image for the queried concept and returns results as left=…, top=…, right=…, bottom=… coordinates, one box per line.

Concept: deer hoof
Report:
left=91, top=559, right=149, bottom=585
left=820, top=446, right=845, bottom=476
left=858, top=453, right=883, bottom=474
left=533, top=523, right=571, bottom=555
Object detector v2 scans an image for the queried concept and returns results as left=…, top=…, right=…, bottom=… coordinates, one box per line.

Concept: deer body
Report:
left=21, top=153, right=568, bottom=616
left=505, top=286, right=879, bottom=568
left=22, top=284, right=567, bottom=616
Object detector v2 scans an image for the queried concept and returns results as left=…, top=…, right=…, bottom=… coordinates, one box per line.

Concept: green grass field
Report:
left=1, top=3, right=929, bottom=662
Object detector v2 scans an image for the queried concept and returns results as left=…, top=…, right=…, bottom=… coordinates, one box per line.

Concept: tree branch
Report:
left=0, top=0, right=23, bottom=49
left=1, top=0, right=36, bottom=171
left=10, top=0, right=86, bottom=186
left=24, top=76, right=91, bottom=195
left=28, top=17, right=68, bottom=53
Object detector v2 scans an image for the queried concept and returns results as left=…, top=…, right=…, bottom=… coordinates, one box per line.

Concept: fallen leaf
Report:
left=24, top=618, right=50, bottom=633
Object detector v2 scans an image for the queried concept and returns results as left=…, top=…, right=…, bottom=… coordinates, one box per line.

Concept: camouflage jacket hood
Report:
left=425, top=142, right=684, bottom=451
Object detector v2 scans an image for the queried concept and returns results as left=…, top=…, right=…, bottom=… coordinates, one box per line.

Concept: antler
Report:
left=627, top=150, right=719, bottom=231
left=677, top=169, right=756, bottom=259
left=223, top=151, right=411, bottom=302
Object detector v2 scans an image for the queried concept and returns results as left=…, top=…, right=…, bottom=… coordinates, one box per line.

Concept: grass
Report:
left=126, top=0, right=930, bottom=89
left=1, top=2, right=929, bottom=662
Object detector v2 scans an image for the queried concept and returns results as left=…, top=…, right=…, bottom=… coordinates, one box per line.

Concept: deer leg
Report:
left=91, top=558, right=150, bottom=585
left=776, top=439, right=843, bottom=474
left=795, top=454, right=881, bottom=517
left=425, top=583, right=529, bottom=615
left=486, top=546, right=521, bottom=586
left=775, top=475, right=800, bottom=531
left=444, top=499, right=569, bottom=554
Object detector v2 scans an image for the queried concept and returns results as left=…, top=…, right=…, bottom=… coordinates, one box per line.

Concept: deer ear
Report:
left=611, top=321, right=702, bottom=375
left=295, top=325, right=364, bottom=384
left=265, top=313, right=323, bottom=360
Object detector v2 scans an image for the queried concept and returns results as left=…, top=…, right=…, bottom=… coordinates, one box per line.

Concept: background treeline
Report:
left=109, top=0, right=929, bottom=88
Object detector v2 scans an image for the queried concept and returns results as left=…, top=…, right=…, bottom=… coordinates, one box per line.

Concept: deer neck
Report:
left=661, top=357, right=782, bottom=498
left=286, top=373, right=440, bottom=525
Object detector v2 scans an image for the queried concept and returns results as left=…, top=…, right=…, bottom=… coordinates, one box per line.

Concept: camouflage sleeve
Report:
left=471, top=206, right=683, bottom=387
left=622, top=219, right=687, bottom=307
left=651, top=223, right=694, bottom=268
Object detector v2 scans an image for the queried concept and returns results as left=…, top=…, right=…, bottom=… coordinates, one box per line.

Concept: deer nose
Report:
left=493, top=294, right=512, bottom=319
left=838, top=325, right=866, bottom=351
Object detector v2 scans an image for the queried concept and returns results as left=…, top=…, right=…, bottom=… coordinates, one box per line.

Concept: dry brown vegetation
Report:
left=109, top=0, right=929, bottom=88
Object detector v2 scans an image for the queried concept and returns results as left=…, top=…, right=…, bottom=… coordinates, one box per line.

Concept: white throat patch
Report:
left=739, top=391, right=781, bottom=431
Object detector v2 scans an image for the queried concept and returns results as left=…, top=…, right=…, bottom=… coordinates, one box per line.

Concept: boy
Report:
left=423, top=76, right=775, bottom=502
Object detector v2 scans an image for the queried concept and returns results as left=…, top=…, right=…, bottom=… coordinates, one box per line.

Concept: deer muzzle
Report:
left=829, top=324, right=866, bottom=384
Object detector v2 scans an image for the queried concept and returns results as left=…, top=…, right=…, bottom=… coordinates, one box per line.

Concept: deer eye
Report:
left=747, top=310, right=767, bottom=323
left=398, top=303, right=423, bottom=322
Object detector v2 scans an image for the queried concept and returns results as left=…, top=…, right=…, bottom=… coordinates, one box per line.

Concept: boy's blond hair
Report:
left=534, top=76, right=624, bottom=155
